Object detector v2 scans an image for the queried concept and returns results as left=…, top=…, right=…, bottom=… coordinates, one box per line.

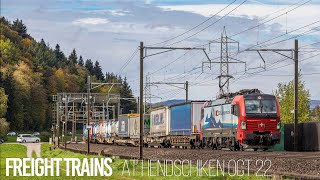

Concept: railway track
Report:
left=63, top=143, right=320, bottom=179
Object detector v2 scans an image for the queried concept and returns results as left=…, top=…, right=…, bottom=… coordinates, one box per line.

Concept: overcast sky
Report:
left=2, top=0, right=320, bottom=101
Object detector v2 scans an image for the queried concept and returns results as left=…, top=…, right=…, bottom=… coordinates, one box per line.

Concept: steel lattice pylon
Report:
left=219, top=27, right=232, bottom=95
left=203, top=27, right=245, bottom=98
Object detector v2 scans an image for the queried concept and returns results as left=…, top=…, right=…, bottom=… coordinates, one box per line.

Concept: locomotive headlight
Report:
left=276, top=121, right=281, bottom=130
left=241, top=121, right=246, bottom=130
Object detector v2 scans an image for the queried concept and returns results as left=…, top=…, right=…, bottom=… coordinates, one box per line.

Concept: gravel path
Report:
left=66, top=143, right=320, bottom=178
left=23, top=143, right=41, bottom=158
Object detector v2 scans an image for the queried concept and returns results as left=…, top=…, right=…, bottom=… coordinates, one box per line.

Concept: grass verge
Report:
left=1, top=143, right=267, bottom=180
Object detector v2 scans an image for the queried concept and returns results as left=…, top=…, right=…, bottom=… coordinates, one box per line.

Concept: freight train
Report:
left=83, top=89, right=281, bottom=151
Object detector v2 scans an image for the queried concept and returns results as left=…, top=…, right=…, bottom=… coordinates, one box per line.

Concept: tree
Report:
left=311, top=105, right=320, bottom=121
left=0, top=88, right=8, bottom=118
left=120, top=77, right=137, bottom=114
left=274, top=74, right=310, bottom=123
left=0, top=118, right=9, bottom=137
left=54, top=44, right=66, bottom=67
left=78, top=56, right=84, bottom=66
left=68, top=48, right=77, bottom=65
left=12, top=19, right=28, bottom=38
left=85, top=59, right=94, bottom=75
left=93, top=61, right=104, bottom=81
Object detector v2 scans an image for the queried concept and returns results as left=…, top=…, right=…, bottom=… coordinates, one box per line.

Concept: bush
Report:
left=39, top=131, right=52, bottom=142
left=1, top=136, right=8, bottom=141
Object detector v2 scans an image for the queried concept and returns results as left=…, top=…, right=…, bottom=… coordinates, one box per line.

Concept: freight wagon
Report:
left=113, top=114, right=150, bottom=146
left=83, top=122, right=94, bottom=142
left=91, top=122, right=100, bottom=143
left=146, top=102, right=205, bottom=147
left=201, top=89, right=281, bottom=151
left=146, top=106, right=170, bottom=146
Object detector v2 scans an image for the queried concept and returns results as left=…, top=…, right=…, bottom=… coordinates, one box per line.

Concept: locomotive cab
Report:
left=232, top=94, right=281, bottom=149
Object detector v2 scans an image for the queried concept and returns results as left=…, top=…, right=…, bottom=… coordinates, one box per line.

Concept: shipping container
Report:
left=97, top=121, right=106, bottom=143
left=83, top=124, right=87, bottom=138
left=93, top=122, right=99, bottom=139
left=111, top=120, right=119, bottom=135
left=129, top=116, right=140, bottom=139
left=106, top=121, right=112, bottom=138
left=118, top=114, right=139, bottom=137
left=144, top=114, right=151, bottom=135
left=150, top=106, right=170, bottom=136
left=170, top=101, right=205, bottom=135
left=83, top=123, right=93, bottom=141
left=128, top=115, right=151, bottom=138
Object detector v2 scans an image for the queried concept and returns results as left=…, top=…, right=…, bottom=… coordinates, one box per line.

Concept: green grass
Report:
left=0, top=143, right=268, bottom=180
left=4, top=136, right=16, bottom=143
left=0, top=144, right=27, bottom=176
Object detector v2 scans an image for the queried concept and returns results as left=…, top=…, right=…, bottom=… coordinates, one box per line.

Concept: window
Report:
left=245, top=99, right=277, bottom=114
left=261, top=100, right=277, bottom=113
left=245, top=100, right=260, bottom=113
left=232, top=104, right=240, bottom=116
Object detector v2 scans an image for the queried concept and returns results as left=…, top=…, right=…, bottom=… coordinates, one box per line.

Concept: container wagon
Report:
left=200, top=89, right=281, bottom=151
left=146, top=102, right=205, bottom=148
left=146, top=106, right=170, bottom=146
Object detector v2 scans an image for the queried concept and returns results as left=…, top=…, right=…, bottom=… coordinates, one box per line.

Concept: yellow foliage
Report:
left=22, top=38, right=32, bottom=47
left=13, top=62, right=33, bottom=92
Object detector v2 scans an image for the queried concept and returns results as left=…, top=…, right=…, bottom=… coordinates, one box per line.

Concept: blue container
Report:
left=170, top=103, right=192, bottom=135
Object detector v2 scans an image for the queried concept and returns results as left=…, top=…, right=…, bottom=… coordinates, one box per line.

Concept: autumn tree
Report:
left=274, top=74, right=311, bottom=123
left=0, top=17, right=136, bottom=132
left=0, top=88, right=9, bottom=137
left=311, top=105, right=320, bottom=121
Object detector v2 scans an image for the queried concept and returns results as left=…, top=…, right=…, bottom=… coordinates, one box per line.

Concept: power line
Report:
left=147, top=0, right=238, bottom=47
left=232, top=51, right=320, bottom=83
left=229, top=0, right=312, bottom=38
left=253, top=23, right=320, bottom=48
left=167, top=0, right=248, bottom=46
left=117, top=48, right=138, bottom=74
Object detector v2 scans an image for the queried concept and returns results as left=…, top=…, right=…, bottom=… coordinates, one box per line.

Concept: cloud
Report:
left=2, top=0, right=320, bottom=100
left=72, top=18, right=110, bottom=25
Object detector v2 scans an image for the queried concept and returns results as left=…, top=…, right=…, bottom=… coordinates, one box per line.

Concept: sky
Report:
left=1, top=0, right=320, bottom=101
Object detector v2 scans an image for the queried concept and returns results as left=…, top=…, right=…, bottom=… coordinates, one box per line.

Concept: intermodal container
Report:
left=170, top=101, right=205, bottom=135
left=111, top=120, right=119, bottom=135
left=118, top=114, right=139, bottom=137
left=150, top=106, right=170, bottom=136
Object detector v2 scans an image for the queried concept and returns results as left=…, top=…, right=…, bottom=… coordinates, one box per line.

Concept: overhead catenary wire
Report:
left=166, top=0, right=248, bottom=46
left=146, top=0, right=238, bottom=47
left=131, top=1, right=318, bottom=101
left=229, top=0, right=312, bottom=38
left=117, top=48, right=139, bottom=74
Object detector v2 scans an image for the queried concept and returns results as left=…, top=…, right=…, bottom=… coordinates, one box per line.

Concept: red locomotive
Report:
left=201, top=89, right=281, bottom=151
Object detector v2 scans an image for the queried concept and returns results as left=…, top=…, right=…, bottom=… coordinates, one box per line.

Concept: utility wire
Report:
left=167, top=0, right=248, bottom=46
left=146, top=0, right=238, bottom=47
left=117, top=48, right=138, bottom=74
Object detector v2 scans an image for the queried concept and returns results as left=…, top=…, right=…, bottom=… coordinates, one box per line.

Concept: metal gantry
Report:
left=139, top=42, right=206, bottom=159
left=52, top=91, right=120, bottom=152
left=246, top=40, right=299, bottom=151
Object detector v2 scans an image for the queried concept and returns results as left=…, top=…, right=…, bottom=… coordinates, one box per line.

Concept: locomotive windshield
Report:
left=244, top=95, right=278, bottom=118
left=245, top=99, right=277, bottom=114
